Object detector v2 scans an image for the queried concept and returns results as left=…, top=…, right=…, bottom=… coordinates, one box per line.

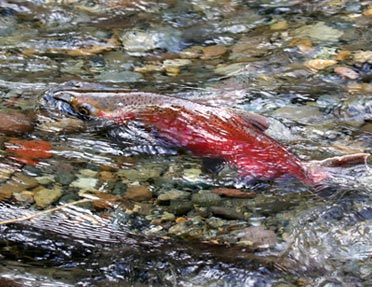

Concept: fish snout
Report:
left=41, top=89, right=79, bottom=118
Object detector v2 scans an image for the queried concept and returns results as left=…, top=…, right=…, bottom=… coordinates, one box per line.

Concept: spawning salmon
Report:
left=42, top=82, right=369, bottom=189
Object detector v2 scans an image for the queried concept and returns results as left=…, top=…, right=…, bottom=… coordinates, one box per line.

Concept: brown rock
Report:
left=0, top=110, right=34, bottom=136
left=334, top=66, right=359, bottom=79
left=0, top=277, right=23, bottom=287
left=363, top=7, right=372, bottom=17
left=124, top=185, right=152, bottom=201
left=92, top=192, right=120, bottom=209
left=202, top=45, right=227, bottom=59
left=0, top=162, right=17, bottom=181
left=99, top=171, right=117, bottom=181
left=305, top=59, right=337, bottom=71
left=288, top=38, right=314, bottom=54
left=0, top=173, right=39, bottom=200
left=237, top=226, right=277, bottom=248
left=211, top=188, right=256, bottom=198
left=289, top=38, right=313, bottom=48
left=336, top=50, right=352, bottom=61
left=348, top=83, right=372, bottom=94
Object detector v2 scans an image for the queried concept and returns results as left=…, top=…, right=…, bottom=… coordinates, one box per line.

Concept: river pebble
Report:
left=213, top=62, right=246, bottom=76
left=201, top=45, right=228, bottom=59
left=191, top=190, right=222, bottom=206
left=124, top=184, right=152, bottom=201
left=272, top=105, right=324, bottom=125
left=0, top=173, right=39, bottom=200
left=168, top=220, right=205, bottom=239
left=182, top=167, right=202, bottom=182
left=211, top=188, right=256, bottom=198
left=230, top=35, right=271, bottom=60
left=305, top=59, right=337, bottom=71
left=120, top=27, right=183, bottom=56
left=210, top=206, right=246, bottom=220
left=118, top=166, right=163, bottom=182
left=166, top=200, right=193, bottom=216
left=353, top=51, right=372, bottom=63
left=157, top=189, right=190, bottom=202
left=293, top=22, right=343, bottom=42
left=96, top=70, right=143, bottom=83
left=160, top=211, right=176, bottom=222
left=363, top=7, right=372, bottom=16
left=38, top=117, right=84, bottom=134
left=0, top=162, right=17, bottom=182
left=70, top=177, right=98, bottom=191
left=334, top=66, right=359, bottom=79
left=270, top=20, right=288, bottom=31
left=163, top=59, right=192, bottom=76
left=0, top=110, right=34, bottom=136
left=34, top=186, right=62, bottom=209
left=35, top=175, right=55, bottom=185
left=235, top=226, right=277, bottom=248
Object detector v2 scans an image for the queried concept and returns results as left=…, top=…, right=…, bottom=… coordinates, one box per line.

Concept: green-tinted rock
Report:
left=272, top=105, right=323, bottom=125
left=166, top=200, right=193, bottom=216
left=55, top=172, right=76, bottom=185
left=157, top=189, right=190, bottom=202
left=160, top=212, right=176, bottom=222
left=118, top=167, right=162, bottom=182
left=35, top=175, right=55, bottom=185
left=192, top=191, right=222, bottom=207
left=210, top=206, right=246, bottom=220
left=34, top=187, right=62, bottom=209
left=293, top=22, right=343, bottom=42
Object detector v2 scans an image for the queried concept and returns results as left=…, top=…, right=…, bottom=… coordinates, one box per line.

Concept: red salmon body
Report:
left=137, top=107, right=309, bottom=183
left=45, top=86, right=369, bottom=188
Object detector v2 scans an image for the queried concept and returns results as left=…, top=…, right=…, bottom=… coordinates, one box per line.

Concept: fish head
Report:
left=43, top=89, right=103, bottom=121
left=53, top=91, right=102, bottom=120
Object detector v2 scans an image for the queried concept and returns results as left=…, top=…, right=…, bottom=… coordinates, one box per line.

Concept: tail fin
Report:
left=305, top=153, right=370, bottom=197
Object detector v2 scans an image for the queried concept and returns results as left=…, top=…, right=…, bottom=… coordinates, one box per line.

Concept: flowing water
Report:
left=0, top=1, right=372, bottom=286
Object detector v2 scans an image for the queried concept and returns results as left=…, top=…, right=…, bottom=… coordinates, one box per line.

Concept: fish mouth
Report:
left=41, top=88, right=79, bottom=119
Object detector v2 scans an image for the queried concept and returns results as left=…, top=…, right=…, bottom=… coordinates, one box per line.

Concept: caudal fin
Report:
left=305, top=153, right=370, bottom=197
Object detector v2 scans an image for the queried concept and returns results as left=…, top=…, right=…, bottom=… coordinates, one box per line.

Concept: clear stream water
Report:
left=0, top=1, right=371, bottom=286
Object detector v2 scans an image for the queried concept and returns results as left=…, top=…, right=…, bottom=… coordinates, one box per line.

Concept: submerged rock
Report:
left=272, top=105, right=324, bottom=125
left=124, top=184, right=152, bottom=201
left=157, top=189, right=190, bottom=202
left=305, top=59, right=337, bottom=71
left=293, top=22, right=343, bottom=42
left=235, top=226, right=277, bottom=248
left=120, top=27, right=183, bottom=56
left=0, top=173, right=39, bottom=201
left=0, top=110, right=34, bottom=136
left=191, top=190, right=222, bottom=206
left=34, top=187, right=62, bottom=209
left=353, top=51, right=372, bottom=63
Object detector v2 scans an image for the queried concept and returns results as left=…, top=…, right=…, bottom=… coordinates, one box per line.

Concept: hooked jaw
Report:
left=47, top=91, right=103, bottom=120
left=52, top=91, right=75, bottom=104
left=50, top=91, right=83, bottom=118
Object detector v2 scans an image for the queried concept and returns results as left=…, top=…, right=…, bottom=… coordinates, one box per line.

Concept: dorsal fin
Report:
left=230, top=109, right=270, bottom=132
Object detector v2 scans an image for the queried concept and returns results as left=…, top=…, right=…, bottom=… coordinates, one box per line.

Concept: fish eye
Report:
left=76, top=104, right=91, bottom=117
